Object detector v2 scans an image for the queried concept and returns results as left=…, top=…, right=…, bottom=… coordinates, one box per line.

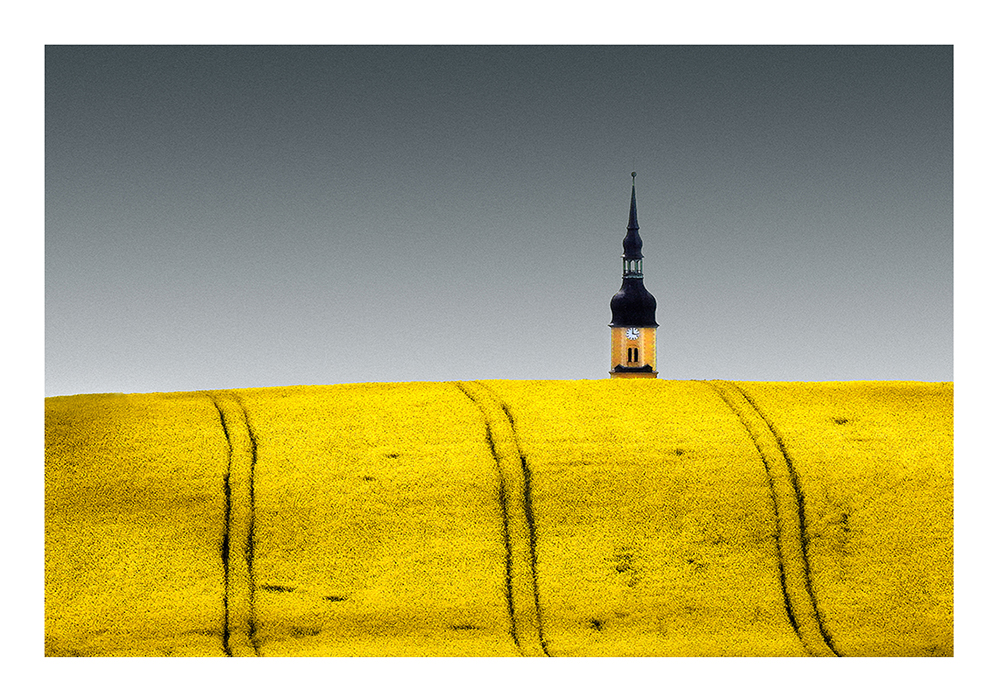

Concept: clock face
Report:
left=626, top=327, right=640, bottom=340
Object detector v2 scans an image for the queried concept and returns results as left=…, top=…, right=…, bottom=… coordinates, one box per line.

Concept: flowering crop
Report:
left=45, top=391, right=229, bottom=656
left=45, top=380, right=952, bottom=656
left=723, top=381, right=953, bottom=656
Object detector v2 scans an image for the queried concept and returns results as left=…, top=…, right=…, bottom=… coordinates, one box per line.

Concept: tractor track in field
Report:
left=455, top=381, right=550, bottom=657
left=454, top=383, right=518, bottom=647
left=209, top=395, right=233, bottom=657
left=207, top=391, right=260, bottom=657
left=702, top=380, right=841, bottom=657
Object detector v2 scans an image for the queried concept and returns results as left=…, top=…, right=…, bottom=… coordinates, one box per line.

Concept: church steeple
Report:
left=610, top=172, right=658, bottom=378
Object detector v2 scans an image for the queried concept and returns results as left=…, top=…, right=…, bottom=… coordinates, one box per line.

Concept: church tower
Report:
left=610, top=173, right=658, bottom=378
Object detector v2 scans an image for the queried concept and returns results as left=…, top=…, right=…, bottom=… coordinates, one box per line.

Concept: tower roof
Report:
left=610, top=278, right=658, bottom=327
left=622, top=172, right=643, bottom=260
left=610, top=172, right=657, bottom=327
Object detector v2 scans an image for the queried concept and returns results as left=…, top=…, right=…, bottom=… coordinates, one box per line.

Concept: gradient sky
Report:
left=45, top=45, right=953, bottom=396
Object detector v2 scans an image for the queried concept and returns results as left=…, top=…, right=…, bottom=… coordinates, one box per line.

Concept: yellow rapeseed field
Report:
left=45, top=391, right=229, bottom=656
left=44, top=380, right=952, bottom=656
left=725, top=381, right=953, bottom=656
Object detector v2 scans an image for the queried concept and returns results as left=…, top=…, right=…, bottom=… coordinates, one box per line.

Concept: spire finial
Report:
left=632, top=171, right=636, bottom=182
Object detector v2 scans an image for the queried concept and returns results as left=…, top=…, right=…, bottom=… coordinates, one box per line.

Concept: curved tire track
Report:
left=455, top=381, right=549, bottom=657
left=703, top=380, right=841, bottom=657
left=207, top=391, right=259, bottom=657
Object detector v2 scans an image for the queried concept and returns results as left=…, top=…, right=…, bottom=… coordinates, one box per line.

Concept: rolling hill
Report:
left=44, top=379, right=953, bottom=656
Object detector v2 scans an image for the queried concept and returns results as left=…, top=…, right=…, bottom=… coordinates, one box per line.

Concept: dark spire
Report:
left=610, top=172, right=658, bottom=327
left=622, top=171, right=643, bottom=259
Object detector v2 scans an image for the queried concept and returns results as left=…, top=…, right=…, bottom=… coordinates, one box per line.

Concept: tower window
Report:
left=628, top=347, right=638, bottom=363
left=623, top=258, right=643, bottom=277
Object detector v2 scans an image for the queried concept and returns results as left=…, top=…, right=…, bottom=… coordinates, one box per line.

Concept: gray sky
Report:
left=45, top=45, right=952, bottom=396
